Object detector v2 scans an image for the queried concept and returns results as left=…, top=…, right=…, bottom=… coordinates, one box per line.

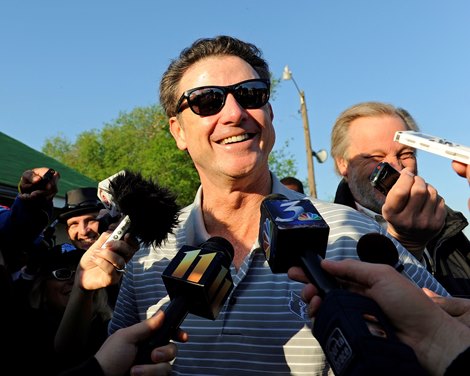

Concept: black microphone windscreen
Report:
left=201, top=236, right=234, bottom=265
left=356, top=233, right=401, bottom=270
left=109, top=170, right=180, bottom=247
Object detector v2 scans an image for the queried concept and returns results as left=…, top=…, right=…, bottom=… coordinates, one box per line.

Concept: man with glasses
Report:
left=12, top=242, right=112, bottom=375
left=330, top=101, right=470, bottom=298
left=107, top=35, right=449, bottom=375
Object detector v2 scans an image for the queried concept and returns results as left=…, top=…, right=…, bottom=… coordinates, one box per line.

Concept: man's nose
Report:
left=383, top=155, right=404, bottom=171
left=77, top=221, right=90, bottom=234
left=219, top=93, right=244, bottom=121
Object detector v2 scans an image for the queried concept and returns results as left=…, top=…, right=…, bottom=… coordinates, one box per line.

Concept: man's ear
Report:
left=268, top=103, right=274, bottom=121
left=336, top=157, right=348, bottom=177
left=169, top=116, right=187, bottom=151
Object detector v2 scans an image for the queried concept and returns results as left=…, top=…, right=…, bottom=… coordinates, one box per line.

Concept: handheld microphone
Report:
left=259, top=194, right=426, bottom=376
left=136, top=236, right=234, bottom=364
left=97, top=170, right=180, bottom=248
left=356, top=232, right=404, bottom=273
left=259, top=193, right=335, bottom=297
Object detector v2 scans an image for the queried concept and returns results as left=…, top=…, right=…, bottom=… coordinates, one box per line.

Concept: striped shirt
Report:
left=109, top=175, right=448, bottom=375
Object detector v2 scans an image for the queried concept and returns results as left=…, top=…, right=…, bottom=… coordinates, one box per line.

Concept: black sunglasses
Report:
left=175, top=78, right=270, bottom=116
left=51, top=268, right=75, bottom=281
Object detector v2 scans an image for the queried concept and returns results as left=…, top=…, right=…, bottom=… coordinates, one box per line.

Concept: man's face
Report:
left=336, top=115, right=417, bottom=213
left=66, top=212, right=100, bottom=250
left=169, top=55, right=275, bottom=185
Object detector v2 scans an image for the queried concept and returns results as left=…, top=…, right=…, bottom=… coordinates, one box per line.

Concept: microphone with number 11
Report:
left=136, top=236, right=235, bottom=364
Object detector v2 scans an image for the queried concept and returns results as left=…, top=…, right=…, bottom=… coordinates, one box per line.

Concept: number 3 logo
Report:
left=275, top=200, right=303, bottom=222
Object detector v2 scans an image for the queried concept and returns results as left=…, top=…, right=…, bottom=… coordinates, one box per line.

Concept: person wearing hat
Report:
left=53, top=187, right=124, bottom=361
left=59, top=187, right=105, bottom=251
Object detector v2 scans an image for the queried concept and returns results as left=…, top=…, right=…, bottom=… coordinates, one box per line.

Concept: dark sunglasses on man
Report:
left=175, top=78, right=270, bottom=116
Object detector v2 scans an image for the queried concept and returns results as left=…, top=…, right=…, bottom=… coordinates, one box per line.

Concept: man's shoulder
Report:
left=313, top=199, right=369, bottom=217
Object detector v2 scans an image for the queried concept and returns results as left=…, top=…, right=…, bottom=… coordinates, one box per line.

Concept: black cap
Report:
left=59, top=187, right=104, bottom=222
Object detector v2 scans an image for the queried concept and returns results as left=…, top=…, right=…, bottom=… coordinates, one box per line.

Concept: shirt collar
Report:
left=355, top=201, right=387, bottom=229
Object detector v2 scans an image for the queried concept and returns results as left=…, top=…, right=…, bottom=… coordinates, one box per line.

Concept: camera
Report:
left=22, top=168, right=55, bottom=193
left=369, top=162, right=399, bottom=196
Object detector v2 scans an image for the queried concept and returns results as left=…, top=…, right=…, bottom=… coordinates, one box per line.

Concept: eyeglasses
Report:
left=175, top=78, right=270, bottom=116
left=51, top=268, right=76, bottom=281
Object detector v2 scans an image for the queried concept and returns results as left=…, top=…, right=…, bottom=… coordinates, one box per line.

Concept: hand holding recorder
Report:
left=369, top=162, right=446, bottom=257
left=18, top=167, right=59, bottom=201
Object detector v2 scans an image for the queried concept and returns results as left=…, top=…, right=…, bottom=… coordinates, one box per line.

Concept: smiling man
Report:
left=108, top=36, right=449, bottom=375
left=59, top=187, right=104, bottom=251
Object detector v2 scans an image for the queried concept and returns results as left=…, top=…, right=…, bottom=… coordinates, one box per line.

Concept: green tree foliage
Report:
left=42, top=105, right=297, bottom=207
left=269, top=138, right=298, bottom=179
left=43, top=105, right=199, bottom=206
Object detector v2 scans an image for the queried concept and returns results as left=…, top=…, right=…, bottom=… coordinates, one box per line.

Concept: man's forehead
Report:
left=349, top=114, right=406, bottom=132
left=179, top=55, right=258, bottom=92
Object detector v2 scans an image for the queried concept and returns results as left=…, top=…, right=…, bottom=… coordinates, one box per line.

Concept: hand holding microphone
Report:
left=259, top=193, right=334, bottom=297
left=78, top=170, right=180, bottom=289
left=96, top=170, right=180, bottom=272
left=259, top=194, right=427, bottom=376
left=98, top=170, right=180, bottom=246
left=293, top=258, right=470, bottom=376
left=135, top=236, right=234, bottom=365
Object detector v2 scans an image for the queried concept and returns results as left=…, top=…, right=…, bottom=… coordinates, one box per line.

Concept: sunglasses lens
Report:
left=184, top=79, right=270, bottom=116
left=188, top=87, right=225, bottom=116
left=52, top=269, right=74, bottom=280
left=234, top=81, right=269, bottom=109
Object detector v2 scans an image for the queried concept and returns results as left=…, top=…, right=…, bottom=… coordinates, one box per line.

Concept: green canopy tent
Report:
left=0, top=131, right=98, bottom=222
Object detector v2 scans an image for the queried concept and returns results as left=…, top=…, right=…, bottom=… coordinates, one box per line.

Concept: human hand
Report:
left=18, top=167, right=60, bottom=201
left=451, top=160, right=469, bottom=210
left=288, top=259, right=470, bottom=376
left=77, top=231, right=139, bottom=290
left=424, top=288, right=470, bottom=328
left=95, top=310, right=188, bottom=376
left=288, top=260, right=441, bottom=330
left=452, top=160, right=470, bottom=182
left=382, top=168, right=446, bottom=255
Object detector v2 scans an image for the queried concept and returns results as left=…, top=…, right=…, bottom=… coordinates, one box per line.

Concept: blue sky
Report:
left=1, top=1, right=469, bottom=234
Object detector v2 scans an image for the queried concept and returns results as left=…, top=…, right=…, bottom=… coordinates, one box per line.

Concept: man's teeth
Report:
left=221, top=134, right=249, bottom=145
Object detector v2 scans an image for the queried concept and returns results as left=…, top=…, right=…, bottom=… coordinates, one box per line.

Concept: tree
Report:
left=43, top=105, right=199, bottom=207
left=42, top=105, right=297, bottom=207
left=269, top=139, right=298, bottom=179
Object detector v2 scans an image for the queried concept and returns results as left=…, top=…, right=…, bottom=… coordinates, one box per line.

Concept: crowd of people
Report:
left=1, top=35, right=469, bottom=376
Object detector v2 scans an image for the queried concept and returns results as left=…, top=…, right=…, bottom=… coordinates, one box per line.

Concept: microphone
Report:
left=136, top=236, right=234, bottom=364
left=259, top=194, right=426, bottom=376
left=356, top=232, right=404, bottom=273
left=259, top=193, right=335, bottom=297
left=97, top=170, right=180, bottom=249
